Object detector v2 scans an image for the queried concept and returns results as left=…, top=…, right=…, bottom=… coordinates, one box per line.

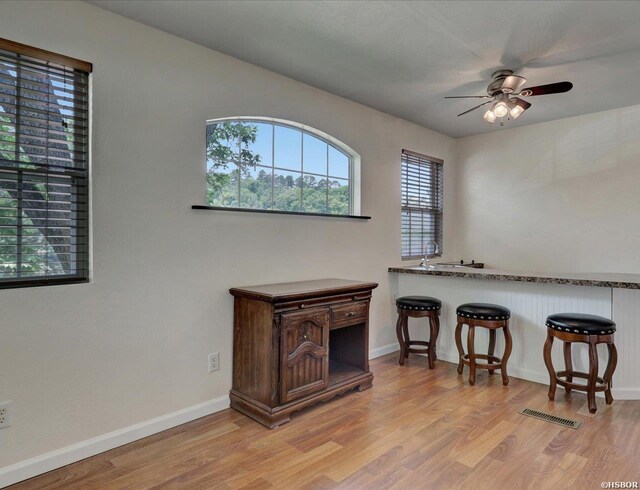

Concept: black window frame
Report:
left=401, top=149, right=444, bottom=260
left=0, top=38, right=91, bottom=290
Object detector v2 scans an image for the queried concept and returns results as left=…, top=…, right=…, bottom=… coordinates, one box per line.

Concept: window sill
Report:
left=192, top=205, right=371, bottom=220
left=0, top=276, right=89, bottom=290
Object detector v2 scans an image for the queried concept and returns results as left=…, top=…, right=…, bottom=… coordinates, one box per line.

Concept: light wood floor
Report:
left=11, top=353, right=640, bottom=489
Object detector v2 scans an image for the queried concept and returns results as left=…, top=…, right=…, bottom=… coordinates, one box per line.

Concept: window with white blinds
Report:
left=401, top=149, right=443, bottom=260
left=0, top=39, right=91, bottom=289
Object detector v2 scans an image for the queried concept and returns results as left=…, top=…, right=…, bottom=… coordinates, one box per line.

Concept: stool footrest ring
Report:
left=461, top=353, right=502, bottom=370
left=555, top=370, right=608, bottom=392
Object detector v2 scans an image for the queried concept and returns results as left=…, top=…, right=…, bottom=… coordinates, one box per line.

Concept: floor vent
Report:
left=519, top=408, right=581, bottom=429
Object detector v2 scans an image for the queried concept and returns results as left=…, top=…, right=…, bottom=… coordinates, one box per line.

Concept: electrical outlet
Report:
left=0, top=401, right=12, bottom=429
left=208, top=352, right=219, bottom=373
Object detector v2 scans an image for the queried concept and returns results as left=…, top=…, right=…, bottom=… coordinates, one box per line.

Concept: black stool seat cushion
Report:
left=457, top=303, right=510, bottom=320
left=396, top=296, right=441, bottom=311
left=546, top=313, right=616, bottom=335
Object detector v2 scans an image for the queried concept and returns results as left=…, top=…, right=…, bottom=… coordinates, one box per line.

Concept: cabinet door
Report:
left=280, top=307, right=329, bottom=403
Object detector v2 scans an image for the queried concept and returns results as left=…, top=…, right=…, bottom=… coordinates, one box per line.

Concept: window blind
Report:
left=0, top=39, right=91, bottom=289
left=401, top=149, right=443, bottom=260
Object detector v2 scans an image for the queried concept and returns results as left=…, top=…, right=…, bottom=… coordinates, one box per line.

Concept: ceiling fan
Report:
left=445, top=70, right=573, bottom=125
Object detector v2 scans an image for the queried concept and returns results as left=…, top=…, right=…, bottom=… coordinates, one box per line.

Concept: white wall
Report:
left=0, top=0, right=458, bottom=471
left=455, top=103, right=640, bottom=273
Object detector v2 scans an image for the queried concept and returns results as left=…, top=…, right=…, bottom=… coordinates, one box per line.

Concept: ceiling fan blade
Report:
left=457, top=100, right=493, bottom=117
left=519, top=81, right=573, bottom=97
left=444, top=95, right=492, bottom=99
left=501, top=75, right=527, bottom=94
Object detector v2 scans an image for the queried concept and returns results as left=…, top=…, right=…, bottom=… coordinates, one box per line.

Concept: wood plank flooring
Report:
left=10, top=353, right=640, bottom=489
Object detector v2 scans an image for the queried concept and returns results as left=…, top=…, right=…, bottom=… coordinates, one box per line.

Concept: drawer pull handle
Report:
left=346, top=311, right=357, bottom=317
left=300, top=304, right=305, bottom=309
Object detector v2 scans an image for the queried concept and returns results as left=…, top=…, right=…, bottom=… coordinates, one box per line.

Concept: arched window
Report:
left=205, top=118, right=358, bottom=216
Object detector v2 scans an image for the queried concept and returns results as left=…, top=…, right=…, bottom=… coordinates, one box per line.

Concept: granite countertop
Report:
left=388, top=265, right=640, bottom=290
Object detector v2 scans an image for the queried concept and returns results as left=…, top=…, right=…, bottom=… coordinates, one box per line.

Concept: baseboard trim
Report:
left=369, top=343, right=398, bottom=360
left=0, top=395, right=230, bottom=489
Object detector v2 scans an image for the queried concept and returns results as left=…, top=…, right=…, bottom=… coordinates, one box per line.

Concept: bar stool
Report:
left=395, top=296, right=441, bottom=369
left=543, top=313, right=617, bottom=414
left=455, top=303, right=512, bottom=386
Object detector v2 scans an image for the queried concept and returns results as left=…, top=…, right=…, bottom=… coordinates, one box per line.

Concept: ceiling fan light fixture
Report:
left=492, top=100, right=509, bottom=118
left=510, top=97, right=532, bottom=119
left=483, top=109, right=497, bottom=123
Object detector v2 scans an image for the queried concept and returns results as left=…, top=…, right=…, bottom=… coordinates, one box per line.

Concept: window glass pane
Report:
left=206, top=122, right=239, bottom=164
left=274, top=125, right=302, bottom=171
left=329, top=146, right=349, bottom=178
left=328, top=178, right=349, bottom=215
left=240, top=165, right=272, bottom=210
left=273, top=169, right=302, bottom=212
left=243, top=122, right=272, bottom=166
left=302, top=174, right=328, bottom=213
left=302, top=134, right=327, bottom=175
left=207, top=162, right=239, bottom=207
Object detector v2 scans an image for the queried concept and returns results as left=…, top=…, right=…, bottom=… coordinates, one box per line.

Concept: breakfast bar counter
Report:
left=389, top=265, right=640, bottom=289
left=389, top=265, right=640, bottom=400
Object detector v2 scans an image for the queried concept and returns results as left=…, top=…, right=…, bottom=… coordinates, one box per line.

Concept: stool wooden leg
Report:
left=543, top=332, right=556, bottom=400
left=432, top=314, right=440, bottom=361
left=427, top=315, right=438, bottom=370
left=467, top=325, right=476, bottom=386
left=501, top=324, right=512, bottom=386
left=487, top=329, right=496, bottom=375
left=402, top=315, right=410, bottom=359
left=396, top=311, right=406, bottom=366
left=587, top=337, right=599, bottom=414
left=563, top=342, right=573, bottom=394
left=455, top=322, right=465, bottom=375
left=604, top=343, right=617, bottom=405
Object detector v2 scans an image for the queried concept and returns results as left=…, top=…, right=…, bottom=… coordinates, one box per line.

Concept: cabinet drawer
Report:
left=331, top=301, right=368, bottom=328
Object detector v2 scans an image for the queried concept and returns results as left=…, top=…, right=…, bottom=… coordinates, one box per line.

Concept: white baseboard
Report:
left=369, top=343, right=399, bottom=360
left=0, top=395, right=230, bottom=489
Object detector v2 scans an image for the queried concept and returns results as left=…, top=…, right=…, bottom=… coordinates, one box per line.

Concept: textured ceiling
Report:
left=87, top=0, right=640, bottom=138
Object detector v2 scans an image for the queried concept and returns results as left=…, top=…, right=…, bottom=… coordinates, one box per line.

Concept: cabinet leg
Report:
left=269, top=414, right=292, bottom=429
left=356, top=379, right=373, bottom=392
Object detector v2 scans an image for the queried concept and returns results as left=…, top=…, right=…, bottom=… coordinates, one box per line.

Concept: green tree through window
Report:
left=206, top=120, right=351, bottom=215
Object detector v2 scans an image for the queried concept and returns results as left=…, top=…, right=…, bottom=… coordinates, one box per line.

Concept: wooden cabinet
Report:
left=230, top=278, right=378, bottom=428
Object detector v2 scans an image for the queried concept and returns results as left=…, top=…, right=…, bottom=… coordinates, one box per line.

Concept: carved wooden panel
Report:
left=280, top=307, right=329, bottom=403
